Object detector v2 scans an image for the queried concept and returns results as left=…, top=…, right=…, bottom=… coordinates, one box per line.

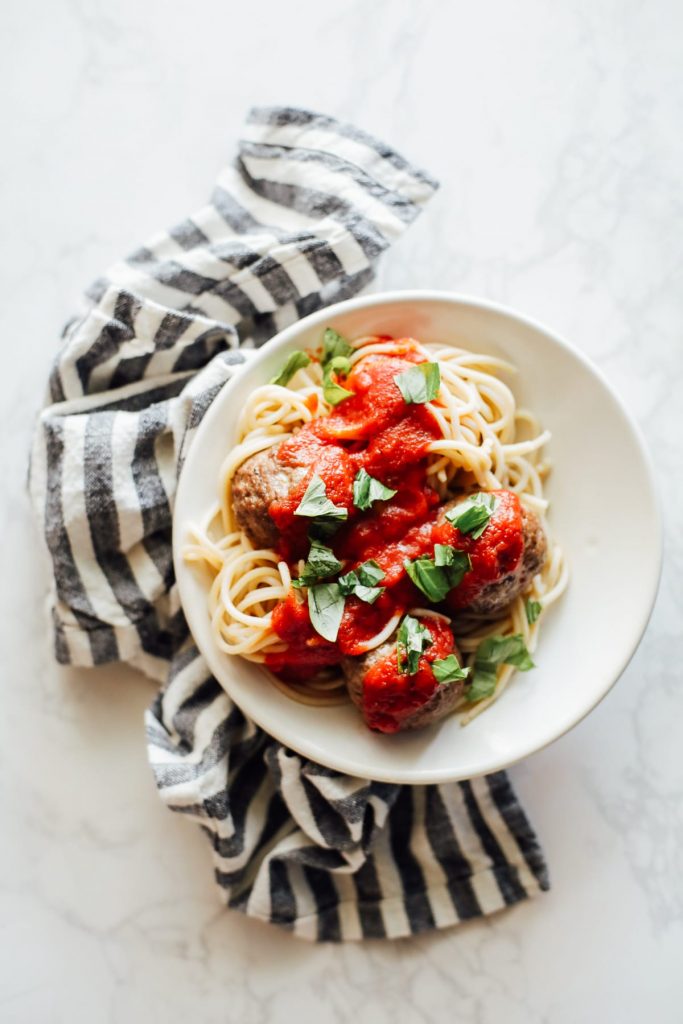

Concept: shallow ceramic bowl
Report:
left=173, top=291, right=661, bottom=783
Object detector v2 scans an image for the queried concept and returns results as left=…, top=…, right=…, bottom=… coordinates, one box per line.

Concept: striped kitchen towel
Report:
left=29, top=105, right=549, bottom=940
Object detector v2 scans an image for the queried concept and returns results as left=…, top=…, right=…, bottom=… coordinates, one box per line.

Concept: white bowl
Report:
left=173, top=291, right=661, bottom=783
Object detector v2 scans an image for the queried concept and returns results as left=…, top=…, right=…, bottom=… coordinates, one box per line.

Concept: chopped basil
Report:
left=465, top=664, right=499, bottom=703
left=292, top=540, right=343, bottom=588
left=270, top=350, right=311, bottom=387
left=475, top=634, right=535, bottom=671
left=525, top=599, right=542, bottom=625
left=322, top=328, right=354, bottom=366
left=343, top=582, right=383, bottom=604
left=356, top=560, right=385, bottom=586
left=308, top=519, right=343, bottom=542
left=432, top=654, right=470, bottom=686
left=404, top=557, right=448, bottom=602
left=352, top=468, right=398, bottom=511
left=434, top=543, right=463, bottom=568
left=294, top=475, right=348, bottom=522
left=466, top=633, right=535, bottom=702
left=338, top=559, right=386, bottom=604
left=322, top=354, right=354, bottom=406
left=404, top=546, right=471, bottom=602
left=445, top=492, right=497, bottom=539
left=307, top=582, right=345, bottom=642
left=393, top=362, right=441, bottom=405
left=396, top=614, right=433, bottom=675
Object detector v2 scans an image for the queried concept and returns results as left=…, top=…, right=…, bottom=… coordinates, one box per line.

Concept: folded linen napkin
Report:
left=29, top=106, right=548, bottom=940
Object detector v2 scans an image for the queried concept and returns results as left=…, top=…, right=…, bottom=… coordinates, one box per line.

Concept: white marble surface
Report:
left=2, top=0, right=682, bottom=1020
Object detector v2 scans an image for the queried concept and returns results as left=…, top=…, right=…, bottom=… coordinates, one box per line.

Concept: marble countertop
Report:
left=2, top=0, right=681, bottom=1020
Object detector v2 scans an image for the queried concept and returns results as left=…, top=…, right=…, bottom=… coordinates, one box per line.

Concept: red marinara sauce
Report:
left=267, top=347, right=440, bottom=561
left=362, top=618, right=455, bottom=733
left=262, top=342, right=527, bottom=687
left=266, top=345, right=443, bottom=675
left=268, top=590, right=338, bottom=680
left=435, top=489, right=525, bottom=610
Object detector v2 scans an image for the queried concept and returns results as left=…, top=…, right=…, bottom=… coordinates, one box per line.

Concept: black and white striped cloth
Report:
left=29, top=106, right=549, bottom=940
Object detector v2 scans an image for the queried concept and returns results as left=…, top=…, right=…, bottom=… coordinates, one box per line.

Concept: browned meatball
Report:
left=517, top=505, right=547, bottom=588
left=231, top=443, right=307, bottom=548
left=440, top=495, right=547, bottom=615
left=341, top=624, right=467, bottom=733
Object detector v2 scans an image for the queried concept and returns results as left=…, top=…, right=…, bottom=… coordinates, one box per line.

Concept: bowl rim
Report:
left=173, top=289, right=663, bottom=782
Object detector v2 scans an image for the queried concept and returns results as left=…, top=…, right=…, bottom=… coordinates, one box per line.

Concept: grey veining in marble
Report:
left=1, top=0, right=682, bottom=1020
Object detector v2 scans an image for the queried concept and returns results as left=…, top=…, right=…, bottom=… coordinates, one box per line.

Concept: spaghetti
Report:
left=185, top=333, right=568, bottom=723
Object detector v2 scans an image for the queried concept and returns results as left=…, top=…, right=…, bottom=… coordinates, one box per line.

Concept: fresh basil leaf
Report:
left=442, top=549, right=471, bottom=587
left=327, top=355, right=351, bottom=376
left=433, top=543, right=454, bottom=567
left=294, top=475, right=348, bottom=522
left=305, top=539, right=343, bottom=577
left=404, top=556, right=451, bottom=602
left=393, top=362, right=441, bottom=405
left=337, top=570, right=358, bottom=597
left=338, top=560, right=385, bottom=604
left=396, top=614, right=433, bottom=675
left=308, top=519, right=342, bottom=542
left=270, top=350, right=311, bottom=387
left=354, top=584, right=384, bottom=604
left=307, top=582, right=345, bottom=642
left=292, top=540, right=343, bottom=588
left=445, top=492, right=497, bottom=539
left=352, top=468, right=398, bottom=511
left=323, top=382, right=354, bottom=406
left=323, top=354, right=354, bottom=406
left=465, top=665, right=498, bottom=702
left=525, top=599, right=542, bottom=625
left=404, top=547, right=471, bottom=602
left=322, top=328, right=354, bottom=367
left=465, top=633, right=535, bottom=702
left=356, top=559, right=385, bottom=587
left=432, top=654, right=470, bottom=686
left=475, top=634, right=535, bottom=671
left=432, top=540, right=471, bottom=573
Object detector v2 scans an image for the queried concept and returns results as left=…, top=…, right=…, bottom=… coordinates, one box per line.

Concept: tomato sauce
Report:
left=362, top=618, right=454, bottom=733
left=263, top=344, right=527, bottom=704
left=268, top=590, right=338, bottom=680
left=435, top=489, right=524, bottom=610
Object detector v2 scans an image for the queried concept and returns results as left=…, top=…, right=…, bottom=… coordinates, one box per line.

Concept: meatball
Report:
left=341, top=623, right=467, bottom=733
left=440, top=495, right=547, bottom=615
left=231, top=443, right=307, bottom=548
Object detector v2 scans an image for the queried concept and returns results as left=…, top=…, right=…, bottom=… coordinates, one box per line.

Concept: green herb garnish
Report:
left=433, top=543, right=465, bottom=569
left=338, top=559, right=386, bottom=604
left=445, top=492, right=497, bottom=539
left=307, top=582, right=345, bottom=642
left=352, top=468, right=398, bottom=511
left=294, top=475, right=349, bottom=542
left=270, top=350, right=311, bottom=387
left=294, top=475, right=348, bottom=522
left=466, top=634, right=535, bottom=702
left=404, top=545, right=471, bottom=602
left=322, top=354, right=354, bottom=406
left=525, top=599, right=542, bottom=625
left=308, top=519, right=343, bottom=542
left=432, top=654, right=470, bottom=686
left=322, top=327, right=354, bottom=366
left=393, top=362, right=441, bottom=405
left=292, top=540, right=343, bottom=589
left=396, top=614, right=433, bottom=675
left=321, top=328, right=355, bottom=405
left=465, top=664, right=499, bottom=703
